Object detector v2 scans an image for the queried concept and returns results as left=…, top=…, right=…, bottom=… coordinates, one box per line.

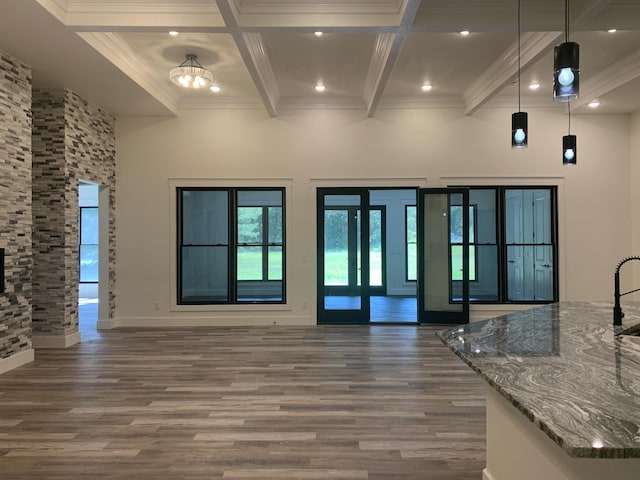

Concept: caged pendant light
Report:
left=554, top=0, right=580, bottom=101
left=512, top=0, right=528, bottom=149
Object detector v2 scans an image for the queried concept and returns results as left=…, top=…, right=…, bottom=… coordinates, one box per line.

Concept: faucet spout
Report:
left=613, top=256, right=640, bottom=326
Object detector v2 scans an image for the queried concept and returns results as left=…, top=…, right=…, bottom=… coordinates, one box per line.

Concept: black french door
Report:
left=317, top=188, right=370, bottom=324
left=417, top=188, right=470, bottom=324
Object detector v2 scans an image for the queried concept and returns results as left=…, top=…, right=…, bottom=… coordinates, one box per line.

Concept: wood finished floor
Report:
left=0, top=325, right=486, bottom=479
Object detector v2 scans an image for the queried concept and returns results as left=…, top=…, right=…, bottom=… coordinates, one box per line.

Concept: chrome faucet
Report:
left=613, top=256, right=640, bottom=326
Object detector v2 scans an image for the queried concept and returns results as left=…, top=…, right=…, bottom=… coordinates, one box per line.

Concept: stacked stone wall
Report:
left=0, top=50, right=32, bottom=358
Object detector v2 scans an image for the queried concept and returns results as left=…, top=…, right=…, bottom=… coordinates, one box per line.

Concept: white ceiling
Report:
left=0, top=0, right=638, bottom=117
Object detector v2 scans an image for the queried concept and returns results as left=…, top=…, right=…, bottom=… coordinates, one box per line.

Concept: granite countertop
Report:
left=438, top=301, right=640, bottom=459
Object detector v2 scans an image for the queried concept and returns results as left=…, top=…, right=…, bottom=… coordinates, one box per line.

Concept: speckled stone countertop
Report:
left=438, top=302, right=640, bottom=459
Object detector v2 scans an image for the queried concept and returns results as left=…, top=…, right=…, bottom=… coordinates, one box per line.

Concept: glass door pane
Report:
left=369, top=209, right=382, bottom=287
left=324, top=209, right=350, bottom=286
left=417, top=188, right=469, bottom=324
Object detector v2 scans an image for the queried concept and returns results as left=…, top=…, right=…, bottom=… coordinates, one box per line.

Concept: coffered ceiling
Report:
left=0, top=0, right=638, bottom=117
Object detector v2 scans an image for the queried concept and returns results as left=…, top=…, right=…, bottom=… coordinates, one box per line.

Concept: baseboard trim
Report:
left=0, top=349, right=35, bottom=375
left=482, top=468, right=496, bottom=480
left=32, top=332, right=81, bottom=349
left=97, top=319, right=115, bottom=330
left=106, top=315, right=314, bottom=328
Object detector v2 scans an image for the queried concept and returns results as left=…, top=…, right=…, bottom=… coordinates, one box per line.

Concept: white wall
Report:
left=113, top=107, right=632, bottom=326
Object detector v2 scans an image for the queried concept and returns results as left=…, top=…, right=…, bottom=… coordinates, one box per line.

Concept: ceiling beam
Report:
left=571, top=48, right=640, bottom=110
left=216, top=0, right=279, bottom=117
left=572, top=0, right=614, bottom=27
left=238, top=32, right=280, bottom=116
left=464, top=31, right=560, bottom=115
left=363, top=33, right=398, bottom=117
left=362, top=0, right=421, bottom=117
left=464, top=0, right=613, bottom=115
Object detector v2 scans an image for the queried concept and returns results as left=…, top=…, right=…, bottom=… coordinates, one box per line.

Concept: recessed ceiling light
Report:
left=315, top=83, right=326, bottom=92
left=460, top=30, right=470, bottom=36
left=588, top=100, right=600, bottom=108
left=314, top=31, right=323, bottom=37
left=169, top=31, right=179, bottom=37
left=607, top=28, right=617, bottom=33
left=529, top=82, right=541, bottom=90
left=210, top=85, right=221, bottom=93
left=421, top=83, right=433, bottom=92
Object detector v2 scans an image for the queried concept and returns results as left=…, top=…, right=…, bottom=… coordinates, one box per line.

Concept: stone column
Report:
left=31, top=89, right=115, bottom=348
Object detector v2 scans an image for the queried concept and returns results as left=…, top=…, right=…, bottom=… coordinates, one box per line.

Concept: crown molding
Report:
left=66, top=2, right=218, bottom=14
left=227, top=0, right=408, bottom=28
left=35, top=0, right=69, bottom=23
left=483, top=95, right=557, bottom=110
left=38, top=1, right=223, bottom=29
left=377, top=95, right=465, bottom=109
left=232, top=0, right=403, bottom=16
left=278, top=96, right=366, bottom=110
left=178, top=96, right=265, bottom=109
left=78, top=32, right=179, bottom=115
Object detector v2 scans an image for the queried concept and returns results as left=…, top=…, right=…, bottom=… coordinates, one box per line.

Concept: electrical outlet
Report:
left=153, top=302, right=160, bottom=311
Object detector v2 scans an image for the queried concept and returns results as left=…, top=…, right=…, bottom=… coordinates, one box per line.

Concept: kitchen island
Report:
left=438, top=302, right=640, bottom=480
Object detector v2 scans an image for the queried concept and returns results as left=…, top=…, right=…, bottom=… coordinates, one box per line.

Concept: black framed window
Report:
left=178, top=187, right=285, bottom=305
left=459, top=186, right=558, bottom=304
left=405, top=205, right=417, bottom=281
left=79, top=207, right=99, bottom=283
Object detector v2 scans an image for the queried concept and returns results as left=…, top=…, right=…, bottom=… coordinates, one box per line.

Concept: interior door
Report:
left=533, top=189, right=553, bottom=301
left=317, top=189, right=370, bottom=324
left=417, top=188, right=469, bottom=324
left=506, top=191, right=524, bottom=301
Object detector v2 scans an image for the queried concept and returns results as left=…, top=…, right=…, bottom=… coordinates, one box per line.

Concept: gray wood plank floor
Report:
left=0, top=325, right=486, bottom=479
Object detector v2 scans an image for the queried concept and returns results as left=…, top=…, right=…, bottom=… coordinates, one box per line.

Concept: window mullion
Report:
left=262, top=206, right=269, bottom=281
left=230, top=188, right=238, bottom=303
left=498, top=188, right=508, bottom=303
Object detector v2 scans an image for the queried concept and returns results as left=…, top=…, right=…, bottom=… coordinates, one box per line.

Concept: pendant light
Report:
left=554, top=0, right=579, bottom=101
left=512, top=0, right=528, bottom=148
left=563, top=102, right=577, bottom=165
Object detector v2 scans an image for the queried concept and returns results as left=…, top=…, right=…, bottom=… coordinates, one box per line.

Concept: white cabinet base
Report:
left=484, top=386, right=640, bottom=480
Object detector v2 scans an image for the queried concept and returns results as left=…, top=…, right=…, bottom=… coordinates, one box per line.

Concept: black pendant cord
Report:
left=517, top=0, right=521, bottom=112
left=565, top=0, right=570, bottom=43
left=568, top=101, right=571, bottom=134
